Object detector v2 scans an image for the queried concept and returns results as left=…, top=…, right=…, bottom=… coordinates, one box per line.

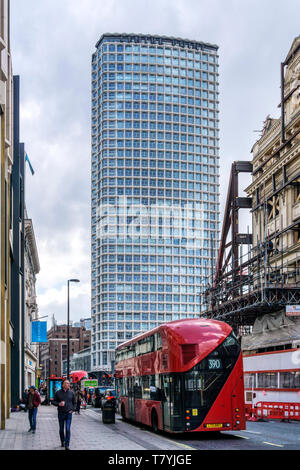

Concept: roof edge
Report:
left=95, top=33, right=218, bottom=52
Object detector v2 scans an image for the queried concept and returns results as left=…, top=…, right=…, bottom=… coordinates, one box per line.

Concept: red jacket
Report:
left=32, top=391, right=41, bottom=408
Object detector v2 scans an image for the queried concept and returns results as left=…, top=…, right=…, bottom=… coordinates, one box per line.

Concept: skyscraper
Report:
left=91, top=34, right=220, bottom=371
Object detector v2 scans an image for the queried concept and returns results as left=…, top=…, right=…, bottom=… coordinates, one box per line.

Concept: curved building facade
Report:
left=91, top=34, right=220, bottom=371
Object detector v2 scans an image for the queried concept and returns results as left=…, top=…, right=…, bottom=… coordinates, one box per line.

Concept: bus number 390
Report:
left=208, top=359, right=222, bottom=369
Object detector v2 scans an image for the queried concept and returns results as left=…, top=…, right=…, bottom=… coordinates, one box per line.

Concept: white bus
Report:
left=243, top=343, right=300, bottom=407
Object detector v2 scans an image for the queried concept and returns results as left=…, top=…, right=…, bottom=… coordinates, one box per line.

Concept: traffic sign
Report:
left=81, top=379, right=98, bottom=389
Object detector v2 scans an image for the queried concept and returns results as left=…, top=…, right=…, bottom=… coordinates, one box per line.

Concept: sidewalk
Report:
left=0, top=405, right=184, bottom=451
left=0, top=405, right=144, bottom=450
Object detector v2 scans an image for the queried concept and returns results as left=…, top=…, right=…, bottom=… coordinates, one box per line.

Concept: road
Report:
left=90, top=406, right=300, bottom=450
left=1, top=404, right=299, bottom=451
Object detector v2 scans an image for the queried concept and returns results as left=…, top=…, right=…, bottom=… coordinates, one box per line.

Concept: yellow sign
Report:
left=206, top=423, right=223, bottom=429
left=192, top=409, right=198, bottom=416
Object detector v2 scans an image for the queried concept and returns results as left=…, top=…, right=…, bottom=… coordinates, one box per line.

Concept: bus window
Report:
left=183, top=332, right=240, bottom=411
left=134, top=377, right=142, bottom=398
left=154, top=333, right=162, bottom=350
left=170, top=375, right=182, bottom=417
left=142, top=376, right=150, bottom=399
left=162, top=375, right=170, bottom=401
left=149, top=375, right=162, bottom=401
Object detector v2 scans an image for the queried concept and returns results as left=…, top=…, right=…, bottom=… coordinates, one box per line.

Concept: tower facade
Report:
left=91, top=34, right=220, bottom=371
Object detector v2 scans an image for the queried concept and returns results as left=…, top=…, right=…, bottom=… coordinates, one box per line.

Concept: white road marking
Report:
left=263, top=441, right=284, bottom=448
left=232, top=434, right=250, bottom=439
left=144, top=431, right=197, bottom=451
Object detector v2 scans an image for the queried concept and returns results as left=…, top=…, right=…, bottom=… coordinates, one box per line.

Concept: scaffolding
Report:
left=203, top=161, right=300, bottom=333
left=203, top=38, right=300, bottom=333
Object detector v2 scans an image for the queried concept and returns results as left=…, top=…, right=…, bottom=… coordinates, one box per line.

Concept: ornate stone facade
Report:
left=24, top=213, right=40, bottom=389
left=246, top=36, right=300, bottom=289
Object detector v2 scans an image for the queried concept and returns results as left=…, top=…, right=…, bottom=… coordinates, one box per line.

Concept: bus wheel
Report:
left=151, top=410, right=159, bottom=433
left=121, top=404, right=127, bottom=421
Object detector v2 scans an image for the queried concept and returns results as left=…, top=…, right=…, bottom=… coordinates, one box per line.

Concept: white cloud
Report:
left=10, top=0, right=300, bottom=326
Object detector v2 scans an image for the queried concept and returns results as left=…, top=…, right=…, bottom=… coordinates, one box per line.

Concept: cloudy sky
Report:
left=10, top=0, right=299, bottom=328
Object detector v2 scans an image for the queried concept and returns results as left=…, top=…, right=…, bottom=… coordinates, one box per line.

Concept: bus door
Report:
left=161, top=375, right=171, bottom=430
left=128, top=377, right=135, bottom=419
left=161, top=375, right=183, bottom=432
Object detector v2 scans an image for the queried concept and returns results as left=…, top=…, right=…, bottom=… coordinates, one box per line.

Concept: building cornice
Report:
left=246, top=139, right=300, bottom=194
left=95, top=33, right=218, bottom=52
left=24, top=218, right=40, bottom=274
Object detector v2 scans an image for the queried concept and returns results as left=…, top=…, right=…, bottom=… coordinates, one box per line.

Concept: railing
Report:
left=245, top=402, right=300, bottom=421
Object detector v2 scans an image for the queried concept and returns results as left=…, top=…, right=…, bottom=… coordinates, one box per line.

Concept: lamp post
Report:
left=67, top=279, right=80, bottom=380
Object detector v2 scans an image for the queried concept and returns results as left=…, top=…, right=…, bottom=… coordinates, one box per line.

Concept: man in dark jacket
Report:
left=27, top=386, right=41, bottom=433
left=52, top=379, right=76, bottom=450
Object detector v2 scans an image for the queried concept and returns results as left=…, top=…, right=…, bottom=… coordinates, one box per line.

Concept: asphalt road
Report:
left=90, top=406, right=300, bottom=450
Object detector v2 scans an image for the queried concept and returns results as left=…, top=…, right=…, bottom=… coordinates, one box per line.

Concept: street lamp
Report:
left=67, top=279, right=80, bottom=380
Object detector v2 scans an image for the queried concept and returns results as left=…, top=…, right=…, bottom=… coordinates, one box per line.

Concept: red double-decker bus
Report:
left=115, top=319, right=245, bottom=433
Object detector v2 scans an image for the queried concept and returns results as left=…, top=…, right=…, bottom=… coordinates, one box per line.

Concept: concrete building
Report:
left=73, top=317, right=91, bottom=330
left=0, top=0, right=13, bottom=430
left=91, top=33, right=220, bottom=371
left=40, top=325, right=91, bottom=379
left=24, top=212, right=40, bottom=389
left=62, top=347, right=91, bottom=376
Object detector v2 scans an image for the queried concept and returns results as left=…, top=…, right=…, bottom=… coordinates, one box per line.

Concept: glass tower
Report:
left=91, top=34, right=220, bottom=371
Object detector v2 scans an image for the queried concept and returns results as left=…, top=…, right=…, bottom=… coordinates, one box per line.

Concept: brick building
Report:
left=40, top=325, right=91, bottom=379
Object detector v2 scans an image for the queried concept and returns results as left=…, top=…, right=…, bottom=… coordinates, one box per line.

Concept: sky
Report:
left=10, top=0, right=300, bottom=328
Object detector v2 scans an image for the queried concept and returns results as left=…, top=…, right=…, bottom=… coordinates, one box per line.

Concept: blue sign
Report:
left=31, top=321, right=47, bottom=343
left=49, top=380, right=62, bottom=399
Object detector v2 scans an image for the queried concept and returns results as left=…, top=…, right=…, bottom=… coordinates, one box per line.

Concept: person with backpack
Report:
left=20, top=389, right=28, bottom=411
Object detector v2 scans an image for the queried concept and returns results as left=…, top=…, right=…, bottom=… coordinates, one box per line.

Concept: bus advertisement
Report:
left=115, top=318, right=245, bottom=433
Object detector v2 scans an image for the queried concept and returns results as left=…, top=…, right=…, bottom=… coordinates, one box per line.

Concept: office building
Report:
left=91, top=34, right=220, bottom=371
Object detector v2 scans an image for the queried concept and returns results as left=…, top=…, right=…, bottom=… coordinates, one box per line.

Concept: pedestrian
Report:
left=52, top=379, right=76, bottom=450
left=27, top=386, right=41, bottom=433
left=75, top=388, right=83, bottom=414
left=21, top=389, right=28, bottom=412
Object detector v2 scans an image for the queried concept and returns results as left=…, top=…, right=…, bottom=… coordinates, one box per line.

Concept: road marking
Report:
left=232, top=434, right=250, bottom=439
left=144, top=431, right=197, bottom=451
left=89, top=409, right=196, bottom=451
left=244, top=430, right=261, bottom=435
left=263, top=442, right=284, bottom=448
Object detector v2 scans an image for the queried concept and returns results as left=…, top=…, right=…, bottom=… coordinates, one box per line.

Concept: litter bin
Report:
left=102, top=399, right=116, bottom=424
